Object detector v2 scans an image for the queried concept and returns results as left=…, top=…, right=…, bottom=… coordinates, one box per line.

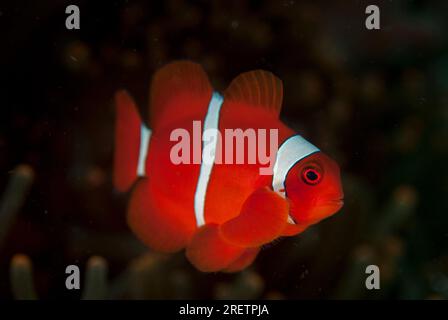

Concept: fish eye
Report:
left=301, top=166, right=322, bottom=185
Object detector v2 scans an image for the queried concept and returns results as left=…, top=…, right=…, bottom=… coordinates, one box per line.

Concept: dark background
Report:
left=0, top=0, right=447, bottom=299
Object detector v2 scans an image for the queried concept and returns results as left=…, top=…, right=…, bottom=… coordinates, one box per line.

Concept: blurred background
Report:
left=0, top=0, right=447, bottom=299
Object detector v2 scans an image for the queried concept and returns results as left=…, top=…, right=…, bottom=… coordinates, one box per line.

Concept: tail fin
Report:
left=114, top=90, right=151, bottom=192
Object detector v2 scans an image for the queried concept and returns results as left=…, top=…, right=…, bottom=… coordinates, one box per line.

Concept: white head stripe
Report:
left=194, top=92, right=224, bottom=227
left=137, top=124, right=152, bottom=177
left=272, top=134, right=320, bottom=197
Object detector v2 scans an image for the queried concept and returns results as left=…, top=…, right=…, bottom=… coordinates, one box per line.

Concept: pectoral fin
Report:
left=219, top=188, right=289, bottom=247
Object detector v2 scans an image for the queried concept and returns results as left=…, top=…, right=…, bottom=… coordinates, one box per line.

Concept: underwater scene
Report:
left=0, top=0, right=447, bottom=301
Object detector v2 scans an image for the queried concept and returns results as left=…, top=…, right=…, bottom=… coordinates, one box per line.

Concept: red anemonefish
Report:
left=114, top=61, right=344, bottom=272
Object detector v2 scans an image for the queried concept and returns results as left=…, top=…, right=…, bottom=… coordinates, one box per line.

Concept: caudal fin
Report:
left=114, top=90, right=151, bottom=192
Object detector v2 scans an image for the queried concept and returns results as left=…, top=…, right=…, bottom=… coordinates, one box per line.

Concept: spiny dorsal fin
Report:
left=149, top=61, right=212, bottom=129
left=224, top=70, right=283, bottom=117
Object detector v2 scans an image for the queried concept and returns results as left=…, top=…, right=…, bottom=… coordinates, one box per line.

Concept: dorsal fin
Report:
left=224, top=70, right=283, bottom=117
left=149, top=61, right=213, bottom=130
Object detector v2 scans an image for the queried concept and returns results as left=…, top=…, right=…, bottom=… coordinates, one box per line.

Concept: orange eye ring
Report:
left=302, top=166, right=322, bottom=185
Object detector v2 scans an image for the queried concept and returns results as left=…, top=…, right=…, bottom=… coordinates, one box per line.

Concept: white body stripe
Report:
left=137, top=124, right=152, bottom=177
left=194, top=92, right=224, bottom=227
left=272, top=135, right=320, bottom=198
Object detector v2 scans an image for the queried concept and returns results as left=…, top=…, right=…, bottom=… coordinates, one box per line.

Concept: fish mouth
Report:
left=288, top=198, right=344, bottom=225
left=317, top=195, right=344, bottom=207
left=326, top=198, right=344, bottom=206
left=310, top=198, right=344, bottom=221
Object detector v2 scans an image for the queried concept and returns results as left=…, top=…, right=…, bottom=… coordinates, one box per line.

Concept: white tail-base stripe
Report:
left=137, top=124, right=152, bottom=177
left=194, top=92, right=224, bottom=227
